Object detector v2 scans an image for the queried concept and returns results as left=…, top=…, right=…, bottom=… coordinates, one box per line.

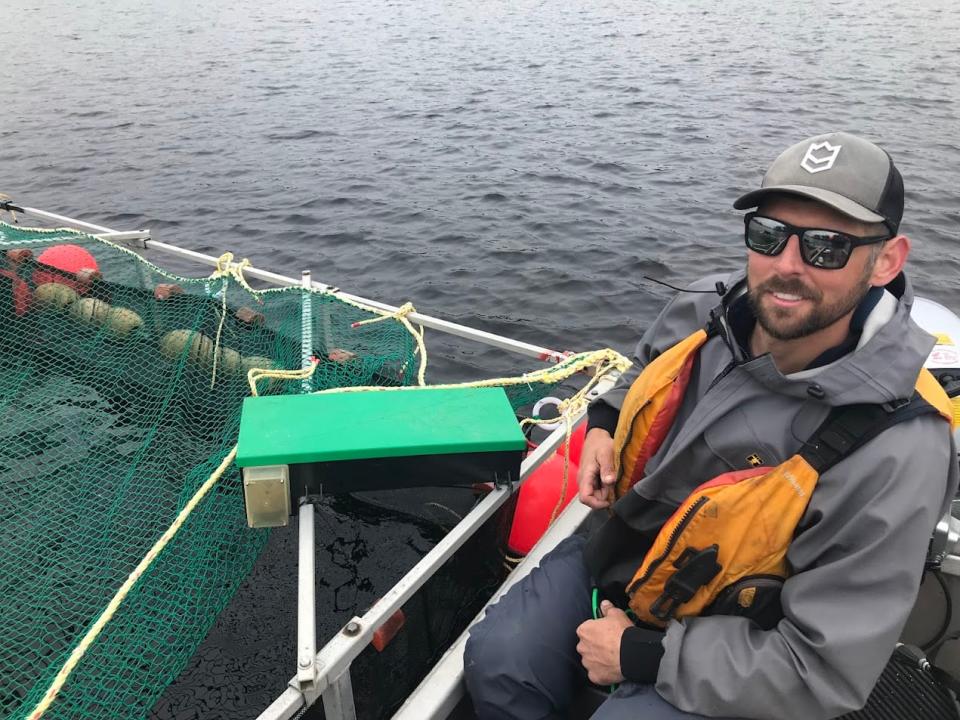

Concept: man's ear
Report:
left=870, top=235, right=910, bottom=286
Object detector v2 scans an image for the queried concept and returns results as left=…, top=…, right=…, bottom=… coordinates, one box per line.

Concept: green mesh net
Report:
left=0, top=222, right=429, bottom=720
left=0, top=220, right=578, bottom=720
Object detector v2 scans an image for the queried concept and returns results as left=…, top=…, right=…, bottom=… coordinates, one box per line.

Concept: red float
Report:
left=33, top=244, right=100, bottom=295
left=507, top=453, right=579, bottom=556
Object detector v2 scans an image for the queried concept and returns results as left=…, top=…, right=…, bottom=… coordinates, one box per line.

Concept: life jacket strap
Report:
left=649, top=545, right=722, bottom=621
left=801, top=393, right=940, bottom=473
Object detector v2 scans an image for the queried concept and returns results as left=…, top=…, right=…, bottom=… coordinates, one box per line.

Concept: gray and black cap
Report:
left=733, top=132, right=904, bottom=234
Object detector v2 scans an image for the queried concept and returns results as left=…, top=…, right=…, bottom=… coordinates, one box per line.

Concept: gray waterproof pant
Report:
left=464, top=535, right=737, bottom=720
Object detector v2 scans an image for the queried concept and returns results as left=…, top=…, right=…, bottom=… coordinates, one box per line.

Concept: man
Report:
left=464, top=132, right=958, bottom=720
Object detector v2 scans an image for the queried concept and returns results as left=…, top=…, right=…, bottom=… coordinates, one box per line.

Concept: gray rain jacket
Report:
left=591, top=270, right=958, bottom=719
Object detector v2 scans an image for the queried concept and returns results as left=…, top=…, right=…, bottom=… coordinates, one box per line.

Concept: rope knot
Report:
left=351, top=301, right=417, bottom=329
left=209, top=252, right=257, bottom=299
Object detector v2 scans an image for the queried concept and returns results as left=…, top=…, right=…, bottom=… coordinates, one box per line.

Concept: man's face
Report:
left=746, top=196, right=883, bottom=341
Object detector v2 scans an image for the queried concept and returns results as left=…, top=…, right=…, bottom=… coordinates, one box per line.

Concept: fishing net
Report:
left=0, top=221, right=427, bottom=720
left=0, top=219, right=617, bottom=720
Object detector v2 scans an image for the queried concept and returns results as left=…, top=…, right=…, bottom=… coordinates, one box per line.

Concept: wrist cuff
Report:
left=619, top=626, right=665, bottom=684
left=587, top=401, right=619, bottom=435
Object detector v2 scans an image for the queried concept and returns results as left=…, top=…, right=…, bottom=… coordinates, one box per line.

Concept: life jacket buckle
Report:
left=649, top=545, right=722, bottom=621
left=881, top=397, right=911, bottom=413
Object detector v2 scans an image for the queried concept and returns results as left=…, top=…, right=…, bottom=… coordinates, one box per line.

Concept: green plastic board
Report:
left=236, top=386, right=526, bottom=467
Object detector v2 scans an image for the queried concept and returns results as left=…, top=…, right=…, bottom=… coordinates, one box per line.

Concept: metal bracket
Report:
left=299, top=493, right=324, bottom=506
left=493, top=470, right=515, bottom=491
left=91, top=230, right=151, bottom=249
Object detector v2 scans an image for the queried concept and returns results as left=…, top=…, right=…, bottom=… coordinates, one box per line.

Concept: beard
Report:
left=747, top=273, right=874, bottom=342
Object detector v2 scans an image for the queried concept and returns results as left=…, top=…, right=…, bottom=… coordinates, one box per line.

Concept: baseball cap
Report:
left=733, top=132, right=904, bottom=234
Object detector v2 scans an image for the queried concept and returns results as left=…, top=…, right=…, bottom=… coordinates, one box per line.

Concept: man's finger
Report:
left=576, top=461, right=597, bottom=498
left=598, top=447, right=616, bottom=486
left=580, top=492, right=610, bottom=510
left=577, top=461, right=609, bottom=509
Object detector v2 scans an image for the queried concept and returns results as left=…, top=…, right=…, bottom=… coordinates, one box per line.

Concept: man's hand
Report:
left=577, top=428, right=616, bottom=509
left=575, top=600, right=632, bottom=686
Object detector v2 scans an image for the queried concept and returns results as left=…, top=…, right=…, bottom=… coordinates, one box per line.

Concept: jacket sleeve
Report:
left=655, top=415, right=957, bottom=720
left=587, top=276, right=724, bottom=430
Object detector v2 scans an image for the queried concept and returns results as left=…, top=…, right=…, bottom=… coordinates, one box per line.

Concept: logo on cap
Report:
left=800, top=141, right=842, bottom=174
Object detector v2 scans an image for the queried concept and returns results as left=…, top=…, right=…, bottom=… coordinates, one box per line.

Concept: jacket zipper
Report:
left=617, top=398, right=653, bottom=487
left=706, top=361, right=736, bottom=393
left=626, top=495, right=709, bottom=596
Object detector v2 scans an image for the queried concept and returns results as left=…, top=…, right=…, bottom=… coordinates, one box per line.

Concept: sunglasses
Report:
left=743, top=213, right=891, bottom=270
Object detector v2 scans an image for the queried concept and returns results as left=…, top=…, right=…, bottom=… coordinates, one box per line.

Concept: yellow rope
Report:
left=308, top=347, right=630, bottom=397
left=209, top=289, right=229, bottom=389
left=351, top=302, right=427, bottom=385
left=26, top=445, right=240, bottom=720
left=29, top=348, right=625, bottom=716
left=247, top=358, right=321, bottom=396
left=207, top=253, right=258, bottom=388
left=208, top=251, right=256, bottom=295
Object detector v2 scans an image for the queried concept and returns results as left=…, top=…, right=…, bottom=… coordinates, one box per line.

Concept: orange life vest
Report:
left=612, top=329, right=955, bottom=628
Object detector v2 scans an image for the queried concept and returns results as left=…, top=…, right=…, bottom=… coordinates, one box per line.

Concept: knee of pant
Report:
left=464, top=630, right=522, bottom=713
left=464, top=620, right=502, bottom=680
left=464, top=615, right=527, bottom=685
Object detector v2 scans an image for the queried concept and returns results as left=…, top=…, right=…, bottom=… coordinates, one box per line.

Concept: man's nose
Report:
left=772, top=234, right=806, bottom=273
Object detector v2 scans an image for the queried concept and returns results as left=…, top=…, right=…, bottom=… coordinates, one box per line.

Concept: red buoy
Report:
left=33, top=244, right=100, bottom=294
left=507, top=453, right=579, bottom=556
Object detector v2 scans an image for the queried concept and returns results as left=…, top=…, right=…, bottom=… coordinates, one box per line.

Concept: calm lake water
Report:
left=2, top=0, right=959, bottom=717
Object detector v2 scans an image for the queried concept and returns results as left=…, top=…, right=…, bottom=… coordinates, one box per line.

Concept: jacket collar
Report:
left=711, top=271, right=933, bottom=405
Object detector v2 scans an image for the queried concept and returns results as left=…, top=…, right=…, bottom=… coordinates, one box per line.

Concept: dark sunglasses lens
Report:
left=800, top=231, right=852, bottom=269
left=745, top=216, right=788, bottom=255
